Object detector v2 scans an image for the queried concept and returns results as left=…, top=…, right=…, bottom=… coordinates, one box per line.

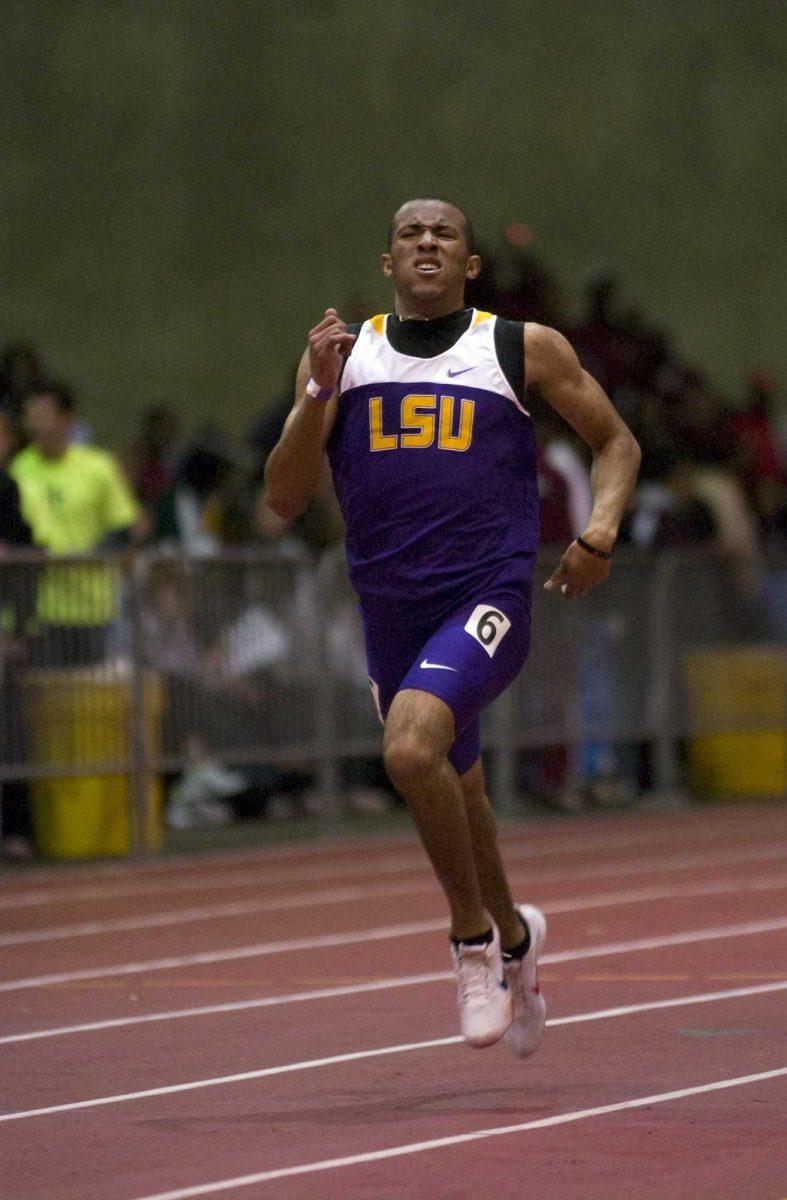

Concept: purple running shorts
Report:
left=362, top=588, right=532, bottom=776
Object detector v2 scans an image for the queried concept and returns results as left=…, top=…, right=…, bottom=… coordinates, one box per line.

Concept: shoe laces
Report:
left=456, top=945, right=496, bottom=1004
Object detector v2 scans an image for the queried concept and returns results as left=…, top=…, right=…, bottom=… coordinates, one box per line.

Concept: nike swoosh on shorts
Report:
left=420, top=659, right=458, bottom=672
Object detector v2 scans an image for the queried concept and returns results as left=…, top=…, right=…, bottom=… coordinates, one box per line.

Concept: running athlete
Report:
left=265, top=197, right=641, bottom=1053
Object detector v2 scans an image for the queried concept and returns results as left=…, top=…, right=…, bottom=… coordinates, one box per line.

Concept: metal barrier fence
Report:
left=0, top=545, right=784, bottom=852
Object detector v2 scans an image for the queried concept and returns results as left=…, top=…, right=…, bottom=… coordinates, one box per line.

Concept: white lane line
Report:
left=0, top=919, right=441, bottom=993
left=548, top=981, right=787, bottom=1025
left=543, top=917, right=787, bottom=964
left=507, top=842, right=787, bottom=882
left=3, top=825, right=783, bottom=911
left=3, top=964, right=785, bottom=1047
left=0, top=883, right=422, bottom=946
left=2, top=915, right=787, bottom=1036
left=4, top=866, right=787, bottom=949
left=1, top=804, right=783, bottom=896
left=0, top=853, right=428, bottom=912
left=4, top=855, right=787, bottom=946
left=13, top=837, right=787, bottom=918
left=2, top=982, right=785, bottom=1124
left=0, top=831, right=421, bottom=889
left=128, top=1067, right=787, bottom=1199
left=0, top=822, right=683, bottom=890
left=0, top=973, right=450, bottom=1044
left=2, top=914, right=787, bottom=995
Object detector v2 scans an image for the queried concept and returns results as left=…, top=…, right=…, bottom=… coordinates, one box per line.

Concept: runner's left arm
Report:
left=524, top=322, right=641, bottom=598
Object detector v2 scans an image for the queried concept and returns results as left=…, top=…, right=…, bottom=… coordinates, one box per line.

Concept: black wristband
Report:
left=576, top=535, right=613, bottom=560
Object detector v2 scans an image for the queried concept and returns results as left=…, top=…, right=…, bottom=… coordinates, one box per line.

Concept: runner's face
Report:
left=382, top=201, right=480, bottom=311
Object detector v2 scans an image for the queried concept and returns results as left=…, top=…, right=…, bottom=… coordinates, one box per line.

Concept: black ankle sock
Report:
left=451, top=927, right=493, bottom=948
left=502, top=917, right=531, bottom=960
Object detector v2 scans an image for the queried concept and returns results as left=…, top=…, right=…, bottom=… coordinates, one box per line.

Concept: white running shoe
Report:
left=503, top=904, right=547, bottom=1058
left=451, top=922, right=513, bottom=1048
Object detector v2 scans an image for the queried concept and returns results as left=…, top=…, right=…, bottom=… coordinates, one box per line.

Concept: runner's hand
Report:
left=308, top=309, right=356, bottom=391
left=544, top=539, right=611, bottom=599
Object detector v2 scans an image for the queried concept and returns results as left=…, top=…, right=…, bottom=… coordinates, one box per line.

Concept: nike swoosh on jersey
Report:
left=420, top=659, right=458, bottom=672
left=446, top=366, right=476, bottom=378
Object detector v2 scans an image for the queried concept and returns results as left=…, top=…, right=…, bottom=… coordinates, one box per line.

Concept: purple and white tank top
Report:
left=327, top=310, right=539, bottom=617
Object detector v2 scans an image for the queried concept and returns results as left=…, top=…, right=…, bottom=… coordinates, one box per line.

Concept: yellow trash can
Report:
left=683, top=646, right=787, bottom=797
left=23, top=667, right=163, bottom=859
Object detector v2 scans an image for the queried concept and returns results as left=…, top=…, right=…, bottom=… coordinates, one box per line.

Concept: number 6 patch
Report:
left=464, top=604, right=511, bottom=658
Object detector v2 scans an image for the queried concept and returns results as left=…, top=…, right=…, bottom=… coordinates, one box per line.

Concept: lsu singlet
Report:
left=327, top=309, right=540, bottom=619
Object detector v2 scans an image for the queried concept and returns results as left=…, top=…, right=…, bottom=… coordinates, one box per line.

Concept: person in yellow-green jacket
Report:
left=11, top=381, right=142, bottom=667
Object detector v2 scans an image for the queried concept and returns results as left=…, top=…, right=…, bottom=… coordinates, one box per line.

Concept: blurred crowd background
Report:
left=3, top=243, right=784, bottom=565
left=1, top=244, right=784, bottom=854
left=1, top=2, right=784, bottom=859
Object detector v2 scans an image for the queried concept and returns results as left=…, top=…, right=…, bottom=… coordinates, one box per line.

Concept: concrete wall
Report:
left=2, top=0, right=784, bottom=444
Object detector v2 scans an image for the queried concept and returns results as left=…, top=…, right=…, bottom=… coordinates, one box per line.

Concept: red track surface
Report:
left=2, top=801, right=786, bottom=1199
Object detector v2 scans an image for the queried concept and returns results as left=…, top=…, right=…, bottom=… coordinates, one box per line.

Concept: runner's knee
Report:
left=383, top=733, right=442, bottom=793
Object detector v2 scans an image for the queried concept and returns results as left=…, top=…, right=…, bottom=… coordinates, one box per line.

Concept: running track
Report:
left=1, top=800, right=785, bottom=1199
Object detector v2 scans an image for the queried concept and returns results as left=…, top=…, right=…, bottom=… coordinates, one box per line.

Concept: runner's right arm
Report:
left=264, top=309, right=355, bottom=520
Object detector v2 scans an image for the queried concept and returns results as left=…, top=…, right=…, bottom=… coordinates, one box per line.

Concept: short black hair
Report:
left=23, top=380, right=76, bottom=414
left=387, top=197, right=475, bottom=255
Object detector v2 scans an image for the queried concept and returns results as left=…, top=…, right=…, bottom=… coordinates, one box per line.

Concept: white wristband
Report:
left=305, top=377, right=334, bottom=402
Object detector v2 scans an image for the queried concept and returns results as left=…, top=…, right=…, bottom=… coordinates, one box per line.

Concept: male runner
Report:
left=265, top=198, right=640, bottom=1054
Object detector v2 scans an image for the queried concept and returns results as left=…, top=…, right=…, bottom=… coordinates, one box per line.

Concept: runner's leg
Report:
left=383, top=688, right=489, bottom=942
left=459, top=758, right=524, bottom=951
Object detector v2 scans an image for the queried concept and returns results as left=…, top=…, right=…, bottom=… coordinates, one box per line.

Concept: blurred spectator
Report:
left=537, top=452, right=573, bottom=548
left=533, top=403, right=633, bottom=809
left=151, top=424, right=255, bottom=550
left=729, top=370, right=786, bottom=537
left=621, top=451, right=717, bottom=549
left=0, top=409, right=32, bottom=546
left=124, top=403, right=181, bottom=507
left=519, top=448, right=578, bottom=810
left=692, top=461, right=764, bottom=607
left=465, top=244, right=569, bottom=328
left=10, top=381, right=141, bottom=666
left=669, top=369, right=733, bottom=466
left=140, top=562, right=248, bottom=828
left=571, top=271, right=629, bottom=396
left=0, top=409, right=35, bottom=859
left=630, top=390, right=682, bottom=482
left=533, top=406, right=593, bottom=538
left=649, top=372, right=765, bottom=606
left=3, top=253, right=780, bottom=830
left=247, top=368, right=299, bottom=471
left=140, top=556, right=329, bottom=826
left=499, top=254, right=568, bottom=327
left=0, top=341, right=42, bottom=430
